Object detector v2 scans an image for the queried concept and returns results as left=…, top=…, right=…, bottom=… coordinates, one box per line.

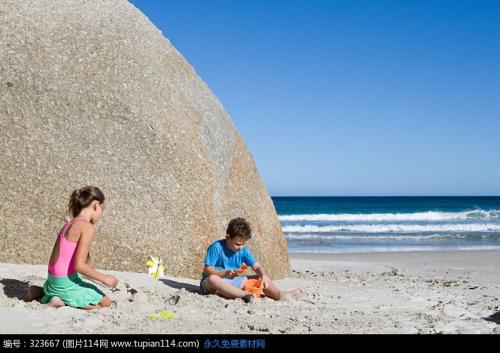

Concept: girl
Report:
left=31, top=186, right=118, bottom=310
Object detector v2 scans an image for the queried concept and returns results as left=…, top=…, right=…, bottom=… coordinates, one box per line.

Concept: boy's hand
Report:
left=101, top=275, right=119, bottom=288
left=261, top=275, right=272, bottom=289
left=225, top=270, right=238, bottom=279
left=234, top=264, right=247, bottom=275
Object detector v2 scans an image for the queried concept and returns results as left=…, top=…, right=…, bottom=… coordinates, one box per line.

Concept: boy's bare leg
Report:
left=247, top=275, right=304, bottom=301
left=261, top=280, right=281, bottom=300
left=280, top=288, right=304, bottom=301
left=205, top=275, right=252, bottom=301
left=264, top=283, right=304, bottom=301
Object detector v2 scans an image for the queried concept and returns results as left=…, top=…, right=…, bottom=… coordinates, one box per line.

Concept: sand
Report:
left=1, top=251, right=499, bottom=334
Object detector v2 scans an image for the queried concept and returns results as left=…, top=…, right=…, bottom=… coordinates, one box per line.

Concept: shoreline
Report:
left=290, top=249, right=500, bottom=262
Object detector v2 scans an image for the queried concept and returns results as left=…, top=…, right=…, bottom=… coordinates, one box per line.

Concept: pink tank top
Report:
left=48, top=217, right=85, bottom=276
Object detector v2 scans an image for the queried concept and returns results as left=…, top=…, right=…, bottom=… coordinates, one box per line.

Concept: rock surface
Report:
left=0, top=0, right=290, bottom=279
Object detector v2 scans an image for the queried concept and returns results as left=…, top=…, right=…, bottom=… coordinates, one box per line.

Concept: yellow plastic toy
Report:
left=146, top=256, right=165, bottom=294
left=146, top=311, right=175, bottom=320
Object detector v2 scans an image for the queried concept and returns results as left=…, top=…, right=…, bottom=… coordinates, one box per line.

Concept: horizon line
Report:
left=270, top=195, right=500, bottom=198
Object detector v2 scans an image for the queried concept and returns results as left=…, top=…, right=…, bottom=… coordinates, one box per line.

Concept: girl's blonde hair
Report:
left=68, top=186, right=105, bottom=217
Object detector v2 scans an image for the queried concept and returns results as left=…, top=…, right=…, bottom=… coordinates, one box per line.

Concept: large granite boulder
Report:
left=0, top=0, right=290, bottom=279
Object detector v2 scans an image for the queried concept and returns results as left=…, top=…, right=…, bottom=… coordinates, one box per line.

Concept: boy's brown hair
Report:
left=226, top=217, right=252, bottom=240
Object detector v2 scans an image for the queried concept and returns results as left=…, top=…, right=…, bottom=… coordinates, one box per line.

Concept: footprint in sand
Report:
left=443, top=304, right=468, bottom=319
left=110, top=282, right=141, bottom=306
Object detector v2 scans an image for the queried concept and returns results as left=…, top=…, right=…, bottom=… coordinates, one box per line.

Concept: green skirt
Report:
left=40, top=273, right=105, bottom=308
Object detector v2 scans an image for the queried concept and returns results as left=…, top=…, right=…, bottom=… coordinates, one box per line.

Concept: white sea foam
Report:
left=287, top=245, right=500, bottom=254
left=282, top=223, right=500, bottom=233
left=278, top=210, right=500, bottom=222
left=284, top=233, right=498, bottom=241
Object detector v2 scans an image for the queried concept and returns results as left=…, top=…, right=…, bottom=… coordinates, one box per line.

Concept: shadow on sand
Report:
left=0, top=279, right=30, bottom=301
left=484, top=311, right=500, bottom=325
left=159, top=279, right=201, bottom=294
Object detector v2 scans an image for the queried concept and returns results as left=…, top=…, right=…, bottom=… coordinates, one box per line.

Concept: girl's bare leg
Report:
left=84, top=295, right=112, bottom=310
left=47, top=296, right=65, bottom=308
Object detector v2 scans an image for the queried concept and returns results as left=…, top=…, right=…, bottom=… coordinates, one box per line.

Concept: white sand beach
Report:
left=1, top=251, right=499, bottom=334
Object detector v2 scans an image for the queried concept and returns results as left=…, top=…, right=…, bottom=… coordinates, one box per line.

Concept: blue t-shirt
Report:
left=202, top=239, right=257, bottom=279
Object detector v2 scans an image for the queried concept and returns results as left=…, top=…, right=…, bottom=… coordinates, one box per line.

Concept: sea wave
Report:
left=287, top=245, right=500, bottom=254
left=284, top=233, right=500, bottom=241
left=278, top=210, right=500, bottom=222
left=282, top=223, right=500, bottom=233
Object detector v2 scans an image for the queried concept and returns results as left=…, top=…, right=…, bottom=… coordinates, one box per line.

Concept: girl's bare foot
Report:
left=47, top=296, right=65, bottom=308
left=282, top=288, right=304, bottom=301
left=27, top=285, right=44, bottom=302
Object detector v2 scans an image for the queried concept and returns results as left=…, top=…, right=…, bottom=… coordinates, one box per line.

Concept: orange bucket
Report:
left=243, top=279, right=263, bottom=298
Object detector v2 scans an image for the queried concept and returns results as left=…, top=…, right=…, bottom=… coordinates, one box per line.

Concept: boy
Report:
left=200, top=217, right=303, bottom=302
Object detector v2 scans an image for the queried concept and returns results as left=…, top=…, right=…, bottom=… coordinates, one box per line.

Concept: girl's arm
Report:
left=74, top=223, right=118, bottom=288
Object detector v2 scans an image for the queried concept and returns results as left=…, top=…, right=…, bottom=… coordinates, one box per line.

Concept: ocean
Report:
left=272, top=196, right=500, bottom=254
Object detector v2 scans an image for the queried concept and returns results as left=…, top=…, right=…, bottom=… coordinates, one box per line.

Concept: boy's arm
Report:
left=203, top=243, right=238, bottom=279
left=204, top=265, right=235, bottom=279
left=251, top=263, right=266, bottom=277
left=251, top=263, right=272, bottom=288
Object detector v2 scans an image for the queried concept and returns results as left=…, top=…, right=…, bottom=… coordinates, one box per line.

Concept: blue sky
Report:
left=130, top=0, right=500, bottom=196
